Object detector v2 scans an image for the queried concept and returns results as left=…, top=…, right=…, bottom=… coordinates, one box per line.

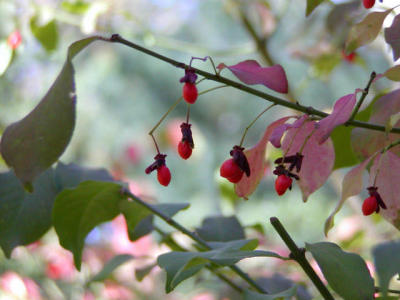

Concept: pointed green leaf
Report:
left=306, top=242, right=374, bottom=300
left=158, top=239, right=286, bottom=293
left=306, top=0, right=324, bottom=17
left=53, top=181, right=126, bottom=269
left=346, top=9, right=392, bottom=53
left=384, top=65, right=400, bottom=81
left=135, top=263, right=156, bottom=282
left=0, top=37, right=101, bottom=189
left=30, top=17, right=58, bottom=52
left=196, top=216, right=245, bottom=242
left=89, top=254, right=134, bottom=283
left=372, top=240, right=400, bottom=296
left=244, top=285, right=298, bottom=300
left=0, top=169, right=58, bottom=257
left=0, top=41, right=13, bottom=76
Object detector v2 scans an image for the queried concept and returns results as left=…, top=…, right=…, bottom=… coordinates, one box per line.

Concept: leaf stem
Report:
left=270, top=217, right=335, bottom=300
left=299, top=128, right=317, bottom=154
left=239, top=104, right=275, bottom=147
left=108, top=34, right=400, bottom=134
left=375, top=286, right=400, bottom=295
left=124, top=190, right=269, bottom=294
left=154, top=226, right=243, bottom=293
left=348, top=71, right=376, bottom=122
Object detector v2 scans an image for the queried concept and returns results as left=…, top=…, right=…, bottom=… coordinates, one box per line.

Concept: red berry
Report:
left=7, top=31, right=22, bottom=50
left=183, top=82, right=198, bottom=104
left=220, top=158, right=244, bottom=183
left=157, top=165, right=171, bottom=186
left=342, top=51, right=356, bottom=63
left=363, top=0, right=375, bottom=9
left=275, top=175, right=292, bottom=196
left=178, top=140, right=192, bottom=159
left=362, top=196, right=378, bottom=216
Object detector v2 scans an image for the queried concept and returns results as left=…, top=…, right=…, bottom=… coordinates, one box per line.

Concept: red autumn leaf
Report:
left=269, top=115, right=308, bottom=148
left=281, top=120, right=335, bottom=202
left=217, top=60, right=289, bottom=94
left=384, top=14, right=400, bottom=61
left=369, top=151, right=400, bottom=230
left=234, top=116, right=293, bottom=199
left=351, top=89, right=400, bottom=160
left=316, top=93, right=356, bottom=144
left=324, top=155, right=375, bottom=236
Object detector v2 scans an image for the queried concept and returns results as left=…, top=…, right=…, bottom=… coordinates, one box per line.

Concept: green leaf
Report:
left=89, top=254, right=134, bottom=283
left=0, top=37, right=101, bottom=189
left=53, top=181, right=126, bottom=269
left=372, top=240, right=400, bottom=296
left=0, top=169, right=58, bottom=257
left=135, top=263, right=156, bottom=282
left=30, top=17, right=58, bottom=52
left=0, top=41, right=13, bottom=76
left=61, top=0, right=90, bottom=14
left=384, top=65, right=400, bottom=81
left=306, top=242, right=374, bottom=300
left=306, top=0, right=324, bottom=17
left=244, top=285, right=298, bottom=300
left=345, top=9, right=392, bottom=53
left=157, top=239, right=286, bottom=293
left=196, top=216, right=245, bottom=242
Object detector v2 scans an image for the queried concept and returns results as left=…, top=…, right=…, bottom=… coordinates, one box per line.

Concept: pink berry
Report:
left=220, top=158, right=244, bottom=183
left=178, top=140, right=192, bottom=160
left=362, top=196, right=378, bottom=216
left=183, top=82, right=198, bottom=104
left=275, top=175, right=292, bottom=196
left=7, top=31, right=22, bottom=50
left=157, top=165, right=171, bottom=186
left=363, top=0, right=375, bottom=9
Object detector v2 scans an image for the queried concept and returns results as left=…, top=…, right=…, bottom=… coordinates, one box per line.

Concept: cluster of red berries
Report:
left=145, top=70, right=199, bottom=186
left=273, top=153, right=303, bottom=196
left=362, top=186, right=386, bottom=216
left=220, top=146, right=250, bottom=183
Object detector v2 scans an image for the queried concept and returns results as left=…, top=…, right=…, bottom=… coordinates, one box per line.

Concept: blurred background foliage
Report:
left=0, top=0, right=399, bottom=299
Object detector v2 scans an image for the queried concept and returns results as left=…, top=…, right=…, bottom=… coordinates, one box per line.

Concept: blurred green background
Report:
left=0, top=0, right=399, bottom=299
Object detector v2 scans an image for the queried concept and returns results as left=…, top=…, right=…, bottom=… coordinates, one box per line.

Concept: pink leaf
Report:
left=316, top=94, right=356, bottom=144
left=369, top=151, right=400, bottom=230
left=281, top=120, right=335, bottom=202
left=269, top=115, right=308, bottom=148
left=324, top=155, right=375, bottom=236
left=234, top=116, right=292, bottom=199
left=351, top=89, right=400, bottom=160
left=218, top=60, right=288, bottom=94
left=384, top=14, right=400, bottom=61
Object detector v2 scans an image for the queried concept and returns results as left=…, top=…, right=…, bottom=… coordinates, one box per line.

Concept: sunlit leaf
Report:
left=158, top=239, right=285, bottom=293
left=196, top=216, right=245, bottom=242
left=383, top=65, right=400, bottom=81
left=89, top=254, right=134, bottom=283
left=235, top=116, right=293, bottom=199
left=346, top=9, right=392, bottom=53
left=306, top=0, right=324, bottom=17
left=0, top=37, right=101, bottom=189
left=30, top=17, right=58, bottom=52
left=384, top=14, right=400, bottom=61
left=61, top=0, right=90, bottom=14
left=244, top=285, right=297, bottom=300
left=306, top=242, right=374, bottom=300
left=324, top=155, right=374, bottom=236
left=53, top=181, right=126, bottom=269
left=373, top=240, right=400, bottom=296
left=316, top=93, right=356, bottom=144
left=369, top=152, right=400, bottom=229
left=281, top=120, right=335, bottom=202
left=0, top=41, right=13, bottom=76
left=217, top=60, right=288, bottom=93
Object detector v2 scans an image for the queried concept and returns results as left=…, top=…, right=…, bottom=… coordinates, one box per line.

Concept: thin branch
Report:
left=123, top=189, right=269, bottom=294
left=154, top=226, right=243, bottom=293
left=270, top=217, right=335, bottom=300
left=108, top=34, right=400, bottom=135
left=348, top=71, right=376, bottom=122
